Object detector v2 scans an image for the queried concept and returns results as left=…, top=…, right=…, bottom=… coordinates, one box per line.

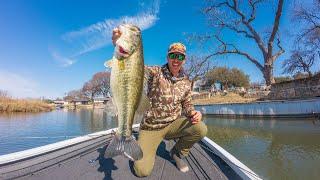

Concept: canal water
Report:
left=0, top=109, right=319, bottom=179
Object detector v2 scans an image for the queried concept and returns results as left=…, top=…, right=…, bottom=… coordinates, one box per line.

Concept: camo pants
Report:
left=133, top=117, right=207, bottom=177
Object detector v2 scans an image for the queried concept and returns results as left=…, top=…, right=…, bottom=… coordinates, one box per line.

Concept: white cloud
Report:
left=50, top=50, right=75, bottom=67
left=0, top=70, right=39, bottom=98
left=51, top=0, right=160, bottom=67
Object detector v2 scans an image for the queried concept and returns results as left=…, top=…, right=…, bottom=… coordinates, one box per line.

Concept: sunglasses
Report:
left=168, top=53, right=185, bottom=61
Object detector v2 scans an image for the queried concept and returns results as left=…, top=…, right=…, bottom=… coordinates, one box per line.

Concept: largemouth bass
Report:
left=104, top=24, right=144, bottom=161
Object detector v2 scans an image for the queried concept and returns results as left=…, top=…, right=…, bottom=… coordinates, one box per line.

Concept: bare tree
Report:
left=64, top=72, right=110, bottom=102
left=82, top=72, right=111, bottom=101
left=92, top=72, right=111, bottom=97
left=287, top=0, right=320, bottom=76
left=82, top=81, right=100, bottom=101
left=200, top=0, right=285, bottom=86
left=184, top=55, right=215, bottom=87
left=64, top=90, right=86, bottom=101
left=292, top=0, right=320, bottom=50
left=282, top=50, right=315, bottom=77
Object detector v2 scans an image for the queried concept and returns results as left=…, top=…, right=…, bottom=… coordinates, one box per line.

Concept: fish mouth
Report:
left=115, top=45, right=130, bottom=59
left=118, top=46, right=129, bottom=55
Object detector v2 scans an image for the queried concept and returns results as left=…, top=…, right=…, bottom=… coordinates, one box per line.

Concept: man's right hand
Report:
left=112, top=28, right=122, bottom=46
left=190, top=110, right=202, bottom=124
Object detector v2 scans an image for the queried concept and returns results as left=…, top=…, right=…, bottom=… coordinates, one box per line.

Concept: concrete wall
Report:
left=195, top=98, right=320, bottom=117
left=267, top=74, right=320, bottom=100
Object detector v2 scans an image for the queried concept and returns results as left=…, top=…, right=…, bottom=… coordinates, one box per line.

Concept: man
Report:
left=112, top=28, right=207, bottom=177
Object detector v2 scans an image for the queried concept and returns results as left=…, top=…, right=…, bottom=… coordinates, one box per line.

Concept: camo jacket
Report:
left=140, top=64, right=195, bottom=131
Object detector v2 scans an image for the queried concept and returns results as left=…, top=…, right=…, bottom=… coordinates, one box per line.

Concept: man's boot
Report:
left=170, top=151, right=189, bottom=172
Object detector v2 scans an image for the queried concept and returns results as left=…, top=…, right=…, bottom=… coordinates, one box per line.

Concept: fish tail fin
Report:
left=123, top=136, right=143, bottom=161
left=104, top=135, right=143, bottom=161
left=104, top=134, right=123, bottom=158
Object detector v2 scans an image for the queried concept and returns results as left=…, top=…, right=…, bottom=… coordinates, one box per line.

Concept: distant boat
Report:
left=53, top=100, right=65, bottom=109
left=55, top=104, right=64, bottom=109
left=0, top=125, right=261, bottom=180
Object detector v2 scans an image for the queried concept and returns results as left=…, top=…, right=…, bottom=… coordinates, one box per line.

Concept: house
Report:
left=53, top=100, right=66, bottom=108
left=69, top=99, right=90, bottom=105
left=93, top=97, right=110, bottom=104
left=193, top=79, right=208, bottom=92
left=53, top=100, right=65, bottom=105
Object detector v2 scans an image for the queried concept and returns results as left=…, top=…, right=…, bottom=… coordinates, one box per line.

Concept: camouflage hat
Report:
left=168, top=42, right=186, bottom=55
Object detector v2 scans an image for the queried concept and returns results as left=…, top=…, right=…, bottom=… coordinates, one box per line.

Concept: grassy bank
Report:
left=0, top=97, right=54, bottom=113
left=192, top=92, right=257, bottom=105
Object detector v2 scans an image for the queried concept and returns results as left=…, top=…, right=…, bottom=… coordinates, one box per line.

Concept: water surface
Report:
left=0, top=109, right=117, bottom=155
left=0, top=109, right=319, bottom=179
left=204, top=116, right=320, bottom=180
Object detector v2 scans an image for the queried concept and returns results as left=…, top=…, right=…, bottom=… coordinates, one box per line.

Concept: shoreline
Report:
left=195, top=97, right=320, bottom=117
left=191, top=92, right=258, bottom=105
left=0, top=98, right=54, bottom=113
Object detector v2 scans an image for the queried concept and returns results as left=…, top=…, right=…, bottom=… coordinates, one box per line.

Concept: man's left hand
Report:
left=190, top=110, right=202, bottom=124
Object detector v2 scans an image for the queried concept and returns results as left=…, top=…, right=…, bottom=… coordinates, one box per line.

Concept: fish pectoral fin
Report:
left=137, top=93, right=151, bottom=114
left=133, top=93, right=151, bottom=124
left=104, top=134, right=123, bottom=158
left=136, top=68, right=151, bottom=117
left=123, top=136, right=143, bottom=161
left=133, top=69, right=151, bottom=124
left=104, top=58, right=114, bottom=68
left=143, top=66, right=150, bottom=94
left=104, top=97, right=118, bottom=118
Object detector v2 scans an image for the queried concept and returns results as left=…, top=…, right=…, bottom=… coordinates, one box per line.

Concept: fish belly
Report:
left=110, top=54, right=144, bottom=137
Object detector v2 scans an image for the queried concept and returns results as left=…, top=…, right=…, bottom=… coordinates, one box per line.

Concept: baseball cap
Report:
left=168, top=42, right=186, bottom=55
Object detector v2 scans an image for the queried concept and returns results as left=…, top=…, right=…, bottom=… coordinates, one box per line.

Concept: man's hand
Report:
left=190, top=110, right=202, bottom=124
left=112, top=28, right=122, bottom=46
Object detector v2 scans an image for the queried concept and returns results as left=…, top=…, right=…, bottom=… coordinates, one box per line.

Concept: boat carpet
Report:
left=0, top=132, right=241, bottom=180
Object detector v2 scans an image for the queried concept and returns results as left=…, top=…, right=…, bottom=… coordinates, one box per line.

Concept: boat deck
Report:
left=0, top=132, right=241, bottom=180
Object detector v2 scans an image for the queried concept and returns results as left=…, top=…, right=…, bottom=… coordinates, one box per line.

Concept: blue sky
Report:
left=0, top=0, right=317, bottom=98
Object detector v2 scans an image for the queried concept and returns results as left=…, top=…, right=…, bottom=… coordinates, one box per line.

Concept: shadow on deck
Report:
left=0, top=133, right=241, bottom=180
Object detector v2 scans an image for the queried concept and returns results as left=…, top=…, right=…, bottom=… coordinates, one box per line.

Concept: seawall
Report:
left=195, top=98, right=320, bottom=117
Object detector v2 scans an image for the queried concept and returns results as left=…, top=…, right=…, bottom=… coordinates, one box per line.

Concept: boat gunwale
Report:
left=201, top=137, right=262, bottom=180
left=0, top=124, right=139, bottom=165
left=0, top=124, right=260, bottom=180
